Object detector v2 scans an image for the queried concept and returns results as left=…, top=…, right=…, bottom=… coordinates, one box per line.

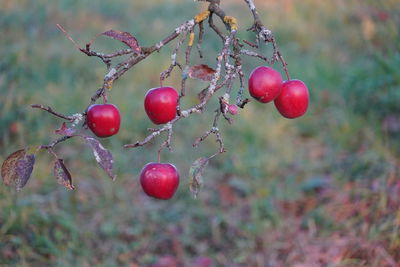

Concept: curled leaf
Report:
left=1, top=148, right=36, bottom=191
left=188, top=64, right=216, bottom=82
left=102, top=30, right=141, bottom=53
left=189, top=157, right=209, bottom=198
left=54, top=159, right=75, bottom=190
left=84, top=136, right=116, bottom=180
left=55, top=122, right=75, bottom=136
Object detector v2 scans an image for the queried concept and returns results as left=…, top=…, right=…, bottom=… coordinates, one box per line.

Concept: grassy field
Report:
left=1, top=0, right=399, bottom=266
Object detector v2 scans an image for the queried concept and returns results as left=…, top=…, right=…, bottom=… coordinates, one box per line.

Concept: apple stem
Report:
left=157, top=149, right=161, bottom=163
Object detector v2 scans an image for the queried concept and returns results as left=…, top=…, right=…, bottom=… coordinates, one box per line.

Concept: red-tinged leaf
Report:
left=55, top=122, right=75, bottom=136
left=102, top=30, right=141, bottom=53
left=1, top=148, right=36, bottom=191
left=84, top=136, right=116, bottom=180
left=189, top=157, right=209, bottom=198
left=54, top=159, right=75, bottom=190
left=188, top=64, right=216, bottom=82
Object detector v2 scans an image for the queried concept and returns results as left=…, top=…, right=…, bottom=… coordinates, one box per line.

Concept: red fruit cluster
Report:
left=85, top=87, right=181, bottom=200
left=84, top=72, right=307, bottom=200
left=248, top=66, right=309, bottom=119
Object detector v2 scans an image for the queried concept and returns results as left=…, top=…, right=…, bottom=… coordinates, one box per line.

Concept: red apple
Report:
left=87, top=103, right=121, bottom=137
left=144, top=87, right=179, bottom=124
left=274, top=79, right=309, bottom=119
left=140, top=162, right=180, bottom=200
left=248, top=66, right=283, bottom=103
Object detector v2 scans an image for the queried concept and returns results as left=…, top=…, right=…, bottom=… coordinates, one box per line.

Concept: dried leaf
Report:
left=188, top=64, right=216, bottom=82
left=54, top=159, right=75, bottom=190
left=197, top=87, right=209, bottom=102
left=1, top=148, right=36, bottom=191
left=84, top=136, right=116, bottom=180
left=189, top=157, right=209, bottom=198
left=102, top=30, right=141, bottom=52
left=55, top=122, right=75, bottom=136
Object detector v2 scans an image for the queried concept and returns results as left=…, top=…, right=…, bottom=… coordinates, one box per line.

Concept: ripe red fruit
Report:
left=228, top=104, right=238, bottom=115
left=140, top=162, right=180, bottom=200
left=144, top=87, right=179, bottom=124
left=248, top=66, right=283, bottom=103
left=87, top=104, right=121, bottom=137
left=274, top=79, right=309, bottom=119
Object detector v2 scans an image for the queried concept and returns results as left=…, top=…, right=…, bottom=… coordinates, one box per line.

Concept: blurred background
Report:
left=1, top=0, right=399, bottom=266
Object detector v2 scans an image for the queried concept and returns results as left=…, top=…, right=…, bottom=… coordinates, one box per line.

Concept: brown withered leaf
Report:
left=55, top=122, right=75, bottom=136
left=1, top=148, right=36, bottom=191
left=102, top=30, right=141, bottom=53
left=189, top=157, right=209, bottom=198
left=188, top=64, right=216, bottom=82
left=54, top=159, right=75, bottom=190
left=84, top=136, right=116, bottom=180
left=197, top=87, right=209, bottom=102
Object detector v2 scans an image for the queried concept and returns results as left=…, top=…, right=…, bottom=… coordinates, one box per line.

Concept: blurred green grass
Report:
left=1, top=0, right=399, bottom=265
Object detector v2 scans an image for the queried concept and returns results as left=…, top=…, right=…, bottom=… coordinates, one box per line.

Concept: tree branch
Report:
left=31, top=104, right=75, bottom=121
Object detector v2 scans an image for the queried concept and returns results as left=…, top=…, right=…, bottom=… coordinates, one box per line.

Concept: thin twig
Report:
left=56, top=24, right=81, bottom=50
left=31, top=104, right=74, bottom=121
left=40, top=135, right=75, bottom=150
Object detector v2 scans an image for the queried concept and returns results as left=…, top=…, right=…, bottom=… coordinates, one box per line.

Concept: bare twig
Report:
left=31, top=104, right=74, bottom=121
left=40, top=135, right=75, bottom=150
left=124, top=120, right=178, bottom=148
left=239, top=49, right=270, bottom=63
left=197, top=21, right=205, bottom=58
left=243, top=0, right=290, bottom=79
left=160, top=31, right=188, bottom=84
left=208, top=15, right=225, bottom=41
left=56, top=24, right=81, bottom=50
left=193, top=109, right=225, bottom=153
left=243, top=39, right=258, bottom=48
